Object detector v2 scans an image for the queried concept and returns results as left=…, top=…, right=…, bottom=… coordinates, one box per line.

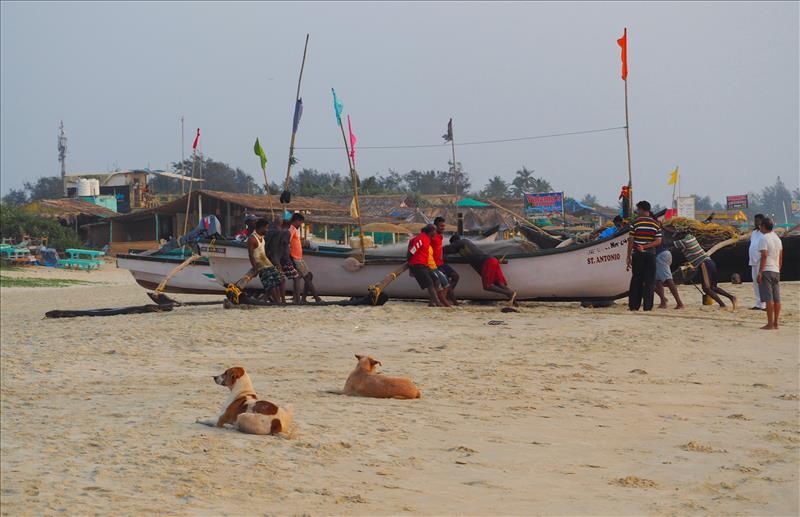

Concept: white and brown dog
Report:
left=213, top=367, right=293, bottom=435
left=344, top=355, right=421, bottom=399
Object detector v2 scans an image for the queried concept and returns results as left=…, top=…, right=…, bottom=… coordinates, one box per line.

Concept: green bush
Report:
left=0, top=203, right=82, bottom=251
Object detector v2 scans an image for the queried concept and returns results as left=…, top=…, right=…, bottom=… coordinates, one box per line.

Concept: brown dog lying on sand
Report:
left=343, top=355, right=421, bottom=399
left=213, top=367, right=293, bottom=435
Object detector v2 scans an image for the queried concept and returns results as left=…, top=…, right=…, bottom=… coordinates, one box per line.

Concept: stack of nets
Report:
left=662, top=217, right=739, bottom=250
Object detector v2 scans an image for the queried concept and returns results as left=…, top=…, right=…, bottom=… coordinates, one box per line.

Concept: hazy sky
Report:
left=1, top=1, right=797, bottom=206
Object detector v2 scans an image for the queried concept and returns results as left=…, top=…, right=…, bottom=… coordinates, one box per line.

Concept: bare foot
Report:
left=731, top=296, right=737, bottom=311
left=675, top=304, right=684, bottom=309
left=760, top=324, right=775, bottom=330
left=658, top=303, right=668, bottom=309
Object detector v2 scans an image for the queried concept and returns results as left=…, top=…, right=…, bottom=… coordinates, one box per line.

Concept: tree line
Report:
left=3, top=157, right=798, bottom=222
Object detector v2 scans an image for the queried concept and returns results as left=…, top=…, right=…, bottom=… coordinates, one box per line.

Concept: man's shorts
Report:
left=431, top=268, right=449, bottom=289
left=410, top=264, right=433, bottom=290
left=481, top=257, right=507, bottom=289
left=438, top=263, right=457, bottom=280
left=293, top=258, right=310, bottom=277
left=258, top=266, right=282, bottom=290
left=655, top=250, right=673, bottom=282
left=758, top=271, right=781, bottom=302
left=692, top=259, right=718, bottom=288
left=282, top=261, right=300, bottom=280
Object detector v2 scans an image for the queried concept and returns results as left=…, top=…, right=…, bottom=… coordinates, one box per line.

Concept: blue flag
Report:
left=292, top=98, right=303, bottom=134
left=331, top=88, right=343, bottom=126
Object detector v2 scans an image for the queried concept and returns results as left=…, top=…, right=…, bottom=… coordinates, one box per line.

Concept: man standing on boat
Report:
left=234, top=214, right=257, bottom=242
left=433, top=216, right=459, bottom=305
left=626, top=201, right=661, bottom=311
left=444, top=235, right=517, bottom=304
left=248, top=218, right=282, bottom=304
left=288, top=213, right=322, bottom=304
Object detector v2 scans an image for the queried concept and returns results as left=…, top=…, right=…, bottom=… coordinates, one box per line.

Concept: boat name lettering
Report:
left=200, top=246, right=226, bottom=255
left=586, top=253, right=621, bottom=265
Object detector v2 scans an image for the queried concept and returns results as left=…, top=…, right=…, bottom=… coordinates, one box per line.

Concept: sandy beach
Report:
left=1, top=264, right=798, bottom=516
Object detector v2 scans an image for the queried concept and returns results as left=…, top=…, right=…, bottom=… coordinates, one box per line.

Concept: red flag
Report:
left=348, top=115, right=356, bottom=164
left=617, top=28, right=628, bottom=81
left=192, top=128, right=200, bottom=150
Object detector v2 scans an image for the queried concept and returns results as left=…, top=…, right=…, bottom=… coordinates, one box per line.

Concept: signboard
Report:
left=726, top=194, right=749, bottom=210
left=677, top=196, right=696, bottom=220
left=791, top=199, right=800, bottom=216
left=524, top=192, right=564, bottom=217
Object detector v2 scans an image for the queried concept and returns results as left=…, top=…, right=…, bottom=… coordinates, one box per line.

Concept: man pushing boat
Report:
left=444, top=235, right=517, bottom=305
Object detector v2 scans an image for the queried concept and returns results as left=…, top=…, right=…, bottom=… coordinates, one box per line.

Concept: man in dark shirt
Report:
left=444, top=235, right=517, bottom=304
left=626, top=200, right=662, bottom=311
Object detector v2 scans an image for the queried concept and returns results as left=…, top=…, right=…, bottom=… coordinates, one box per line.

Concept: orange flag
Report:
left=617, top=28, right=628, bottom=81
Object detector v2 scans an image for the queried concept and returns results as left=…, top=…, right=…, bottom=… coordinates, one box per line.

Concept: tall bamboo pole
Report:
left=182, top=146, right=197, bottom=238
left=623, top=78, right=633, bottom=218
left=281, top=34, right=310, bottom=204
left=450, top=123, right=459, bottom=207
left=338, top=123, right=366, bottom=263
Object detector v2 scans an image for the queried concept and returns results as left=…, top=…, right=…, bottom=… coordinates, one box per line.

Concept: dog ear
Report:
left=355, top=354, right=363, bottom=361
left=369, top=358, right=381, bottom=367
left=228, top=367, right=245, bottom=380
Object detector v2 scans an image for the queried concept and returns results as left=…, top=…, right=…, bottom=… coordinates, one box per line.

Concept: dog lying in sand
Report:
left=213, top=367, right=293, bottom=435
left=343, top=355, right=421, bottom=399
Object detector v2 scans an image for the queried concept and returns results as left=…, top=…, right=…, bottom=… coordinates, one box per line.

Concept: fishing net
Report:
left=662, top=217, right=739, bottom=250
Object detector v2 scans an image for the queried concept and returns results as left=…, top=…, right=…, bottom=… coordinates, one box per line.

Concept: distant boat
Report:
left=198, top=232, right=633, bottom=301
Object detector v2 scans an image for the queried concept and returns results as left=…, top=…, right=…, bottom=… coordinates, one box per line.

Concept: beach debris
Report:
left=777, top=393, right=799, bottom=401
left=681, top=441, right=727, bottom=453
left=629, top=369, right=648, bottom=375
left=487, top=320, right=506, bottom=326
left=727, top=414, right=752, bottom=420
left=610, top=476, right=658, bottom=489
left=500, top=307, right=519, bottom=313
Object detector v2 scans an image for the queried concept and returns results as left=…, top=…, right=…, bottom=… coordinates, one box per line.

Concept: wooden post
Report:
left=226, top=201, right=231, bottom=235
left=155, top=213, right=159, bottom=241
left=324, top=224, right=328, bottom=243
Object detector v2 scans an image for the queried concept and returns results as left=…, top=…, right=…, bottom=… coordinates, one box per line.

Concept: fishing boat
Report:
left=116, top=249, right=224, bottom=295
left=199, top=231, right=631, bottom=301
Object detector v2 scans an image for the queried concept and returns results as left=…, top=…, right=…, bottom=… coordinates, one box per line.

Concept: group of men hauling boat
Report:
left=237, top=213, right=516, bottom=308
left=406, top=217, right=517, bottom=307
left=236, top=201, right=783, bottom=328
left=627, top=200, right=784, bottom=330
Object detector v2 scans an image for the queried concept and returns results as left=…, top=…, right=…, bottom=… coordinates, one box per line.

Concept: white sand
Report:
left=1, top=265, right=798, bottom=515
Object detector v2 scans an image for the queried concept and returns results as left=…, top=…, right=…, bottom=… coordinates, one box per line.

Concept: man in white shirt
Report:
left=756, top=217, right=783, bottom=330
left=748, top=214, right=766, bottom=310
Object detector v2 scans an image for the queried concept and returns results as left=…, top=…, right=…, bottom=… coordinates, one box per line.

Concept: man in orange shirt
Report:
left=288, top=213, right=322, bottom=304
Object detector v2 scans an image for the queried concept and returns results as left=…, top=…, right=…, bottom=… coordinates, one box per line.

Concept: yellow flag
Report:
left=667, top=167, right=678, bottom=186
left=349, top=197, right=359, bottom=218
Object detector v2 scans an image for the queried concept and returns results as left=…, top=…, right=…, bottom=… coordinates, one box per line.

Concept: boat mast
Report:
left=58, top=121, right=67, bottom=197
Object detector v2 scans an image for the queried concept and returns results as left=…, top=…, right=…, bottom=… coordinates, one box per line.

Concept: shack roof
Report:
left=110, top=190, right=348, bottom=221
left=23, top=198, right=118, bottom=219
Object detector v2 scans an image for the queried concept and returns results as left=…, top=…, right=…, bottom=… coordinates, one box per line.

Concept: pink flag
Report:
left=347, top=115, right=356, bottom=164
left=192, top=128, right=200, bottom=150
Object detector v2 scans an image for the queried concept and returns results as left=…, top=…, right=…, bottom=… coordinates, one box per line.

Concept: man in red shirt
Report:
left=407, top=225, right=448, bottom=307
left=433, top=216, right=459, bottom=305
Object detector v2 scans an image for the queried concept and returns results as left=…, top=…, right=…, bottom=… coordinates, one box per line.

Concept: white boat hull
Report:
left=200, top=233, right=631, bottom=301
left=116, top=254, right=224, bottom=295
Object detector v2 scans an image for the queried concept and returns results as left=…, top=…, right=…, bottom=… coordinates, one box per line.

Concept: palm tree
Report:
left=481, top=175, right=510, bottom=198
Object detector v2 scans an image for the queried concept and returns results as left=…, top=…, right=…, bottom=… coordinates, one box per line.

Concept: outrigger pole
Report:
left=281, top=34, right=310, bottom=205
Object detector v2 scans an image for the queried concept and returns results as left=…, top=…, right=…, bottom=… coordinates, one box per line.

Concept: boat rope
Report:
left=295, top=125, right=625, bottom=151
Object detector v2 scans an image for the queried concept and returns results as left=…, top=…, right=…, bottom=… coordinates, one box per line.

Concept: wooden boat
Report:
left=116, top=251, right=224, bottom=294
left=199, top=231, right=632, bottom=301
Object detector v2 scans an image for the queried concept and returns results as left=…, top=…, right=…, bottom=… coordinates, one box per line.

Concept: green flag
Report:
left=253, top=138, right=267, bottom=171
